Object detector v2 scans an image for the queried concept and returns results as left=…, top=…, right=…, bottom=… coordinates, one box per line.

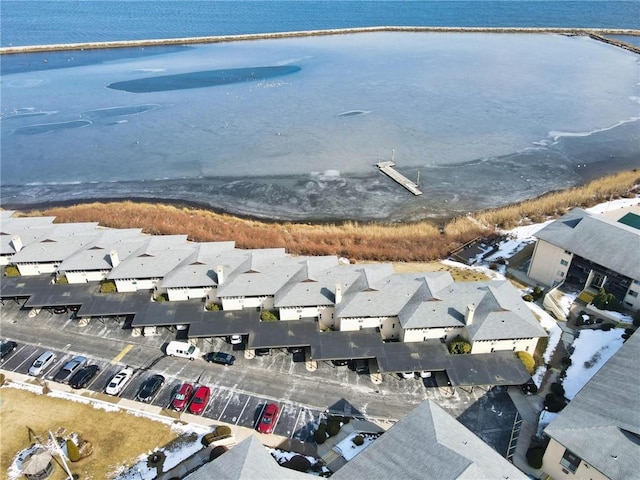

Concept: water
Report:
left=1, top=2, right=639, bottom=221
left=2, top=1, right=639, bottom=47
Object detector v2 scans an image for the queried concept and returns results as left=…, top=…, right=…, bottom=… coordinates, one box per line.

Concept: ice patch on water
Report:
left=549, top=117, right=640, bottom=142
left=337, top=110, right=372, bottom=117
left=132, top=68, right=166, bottom=73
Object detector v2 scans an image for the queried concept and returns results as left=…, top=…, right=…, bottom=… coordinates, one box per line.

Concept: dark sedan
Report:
left=69, top=365, right=100, bottom=389
left=204, top=351, right=235, bottom=366
left=53, top=356, right=87, bottom=384
left=136, top=374, right=165, bottom=403
left=0, top=340, right=18, bottom=361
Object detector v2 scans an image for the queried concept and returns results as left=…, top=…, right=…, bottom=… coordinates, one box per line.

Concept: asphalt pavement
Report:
left=1, top=299, right=518, bottom=451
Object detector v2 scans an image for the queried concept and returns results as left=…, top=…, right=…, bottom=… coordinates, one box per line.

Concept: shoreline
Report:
left=2, top=26, right=640, bottom=55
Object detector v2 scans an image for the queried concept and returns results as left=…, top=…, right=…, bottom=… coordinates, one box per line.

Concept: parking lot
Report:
left=1, top=299, right=520, bottom=453
left=1, top=340, right=323, bottom=441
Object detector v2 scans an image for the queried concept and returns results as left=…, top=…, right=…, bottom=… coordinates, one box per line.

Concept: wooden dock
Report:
left=376, top=160, right=422, bottom=196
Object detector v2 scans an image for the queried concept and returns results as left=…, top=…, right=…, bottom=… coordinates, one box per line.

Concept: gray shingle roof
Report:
left=403, top=280, right=546, bottom=340
left=58, top=230, right=146, bottom=271
left=186, top=435, right=309, bottom=480
left=544, top=332, right=640, bottom=480
left=159, top=243, right=243, bottom=288
left=333, top=400, right=526, bottom=480
left=535, top=208, right=640, bottom=280
left=10, top=234, right=99, bottom=264
left=107, top=235, right=194, bottom=279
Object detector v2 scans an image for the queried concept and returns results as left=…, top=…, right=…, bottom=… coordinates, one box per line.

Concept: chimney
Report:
left=216, top=265, right=224, bottom=285
left=109, top=250, right=120, bottom=268
left=466, top=304, right=476, bottom=326
left=10, top=235, right=23, bottom=253
left=335, top=283, right=343, bottom=305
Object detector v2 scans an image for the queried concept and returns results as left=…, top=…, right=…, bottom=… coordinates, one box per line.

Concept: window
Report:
left=560, top=259, right=569, bottom=267
left=628, top=290, right=638, bottom=298
left=560, top=449, right=581, bottom=473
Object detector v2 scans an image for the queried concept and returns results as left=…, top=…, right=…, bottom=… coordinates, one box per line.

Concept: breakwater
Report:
left=2, top=26, right=639, bottom=55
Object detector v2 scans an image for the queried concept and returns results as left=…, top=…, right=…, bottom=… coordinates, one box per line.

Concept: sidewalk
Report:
left=507, top=387, right=545, bottom=479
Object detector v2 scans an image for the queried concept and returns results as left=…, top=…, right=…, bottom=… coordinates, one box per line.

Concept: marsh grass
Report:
left=17, top=170, right=639, bottom=262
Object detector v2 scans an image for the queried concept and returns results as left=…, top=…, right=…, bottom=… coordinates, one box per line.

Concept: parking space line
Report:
left=290, top=407, right=305, bottom=438
left=111, top=344, right=134, bottom=365
left=236, top=397, right=251, bottom=426
left=217, top=392, right=235, bottom=421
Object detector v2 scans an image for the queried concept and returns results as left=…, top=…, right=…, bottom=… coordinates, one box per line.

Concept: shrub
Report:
left=592, top=288, right=619, bottom=312
left=550, top=382, right=565, bottom=397
left=314, top=424, right=327, bottom=444
left=544, top=393, right=567, bottom=413
left=214, top=425, right=232, bottom=437
left=260, top=310, right=279, bottom=322
left=353, top=435, right=364, bottom=446
left=561, top=356, right=572, bottom=367
left=57, top=275, right=69, bottom=284
left=526, top=446, right=545, bottom=469
left=205, top=303, right=220, bottom=311
left=66, top=439, right=80, bottom=462
left=601, top=323, right=614, bottom=331
left=147, top=451, right=166, bottom=469
left=100, top=280, right=117, bottom=293
left=201, top=433, right=216, bottom=446
left=522, top=294, right=534, bottom=302
left=327, top=421, right=341, bottom=437
left=448, top=336, right=471, bottom=354
left=532, top=286, right=544, bottom=300
left=516, top=351, right=535, bottom=374
left=284, top=455, right=312, bottom=472
left=209, top=446, right=228, bottom=461
left=3, top=265, right=19, bottom=277
left=154, top=293, right=168, bottom=302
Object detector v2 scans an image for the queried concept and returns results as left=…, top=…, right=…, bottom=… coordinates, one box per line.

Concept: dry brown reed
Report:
left=16, top=169, right=639, bottom=262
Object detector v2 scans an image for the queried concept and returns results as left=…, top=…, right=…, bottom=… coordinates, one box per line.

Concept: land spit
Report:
left=1, top=26, right=639, bottom=55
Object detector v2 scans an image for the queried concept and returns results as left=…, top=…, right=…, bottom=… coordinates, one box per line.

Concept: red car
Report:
left=188, top=386, right=210, bottom=415
left=257, top=403, right=280, bottom=434
left=171, top=383, right=194, bottom=411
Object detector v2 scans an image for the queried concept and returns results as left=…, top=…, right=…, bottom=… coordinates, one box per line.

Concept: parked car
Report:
left=204, top=351, right=235, bottom=366
left=105, top=367, right=134, bottom=395
left=255, top=348, right=270, bottom=356
left=166, top=341, right=200, bottom=360
left=171, top=383, right=194, bottom=411
left=352, top=359, right=369, bottom=374
left=229, top=335, right=242, bottom=345
left=188, top=386, right=210, bottom=415
left=419, top=371, right=432, bottom=378
left=400, top=371, right=415, bottom=379
left=0, top=340, right=18, bottom=361
left=136, top=374, right=165, bottom=403
left=257, top=403, right=280, bottom=434
left=53, top=356, right=87, bottom=384
left=52, top=306, right=68, bottom=314
left=28, top=351, right=57, bottom=376
left=69, top=364, right=100, bottom=389
left=331, top=359, right=348, bottom=367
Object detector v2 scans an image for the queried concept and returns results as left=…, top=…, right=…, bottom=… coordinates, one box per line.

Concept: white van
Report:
left=166, top=341, right=200, bottom=360
left=29, top=351, right=56, bottom=376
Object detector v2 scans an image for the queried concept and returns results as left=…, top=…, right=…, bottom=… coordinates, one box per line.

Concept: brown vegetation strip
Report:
left=16, top=169, right=640, bottom=263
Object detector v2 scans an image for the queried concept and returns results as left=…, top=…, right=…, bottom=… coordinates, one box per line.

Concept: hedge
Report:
left=284, top=455, right=312, bottom=472
left=66, top=439, right=80, bottom=462
left=526, top=446, right=544, bottom=469
left=353, top=435, right=364, bottom=446
left=327, top=421, right=341, bottom=437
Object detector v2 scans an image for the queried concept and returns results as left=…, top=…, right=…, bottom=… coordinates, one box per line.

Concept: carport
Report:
left=131, top=299, right=205, bottom=337
left=249, top=318, right=317, bottom=349
left=375, top=340, right=450, bottom=373
left=309, top=328, right=385, bottom=362
left=187, top=309, right=258, bottom=340
left=447, top=351, right=531, bottom=390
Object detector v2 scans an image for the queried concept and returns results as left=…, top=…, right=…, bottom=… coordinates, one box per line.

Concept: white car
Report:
left=420, top=371, right=432, bottom=378
left=401, top=371, right=415, bottom=379
left=28, top=351, right=57, bottom=377
left=229, top=335, right=242, bottom=345
left=105, top=367, right=134, bottom=395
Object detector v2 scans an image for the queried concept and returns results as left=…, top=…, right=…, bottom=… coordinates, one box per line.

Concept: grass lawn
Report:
left=391, top=261, right=489, bottom=281
left=0, top=386, right=181, bottom=480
